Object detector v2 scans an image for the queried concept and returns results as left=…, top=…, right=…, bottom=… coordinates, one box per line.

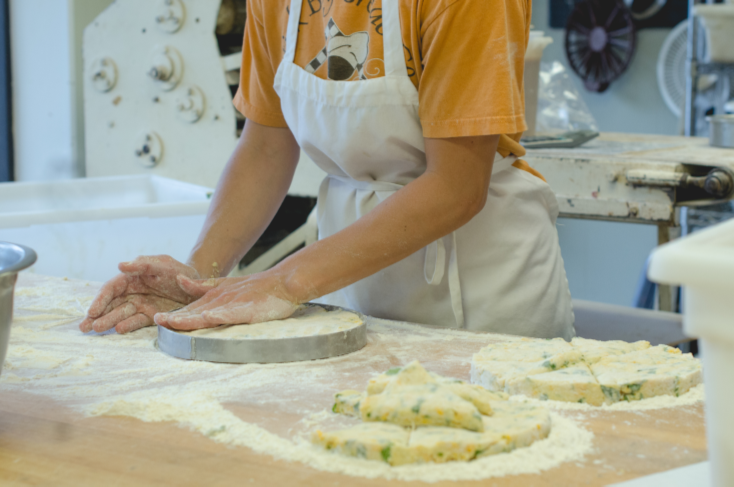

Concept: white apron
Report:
left=274, top=0, right=575, bottom=339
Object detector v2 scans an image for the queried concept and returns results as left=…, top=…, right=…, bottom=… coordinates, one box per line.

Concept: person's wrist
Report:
left=266, top=265, right=318, bottom=305
left=186, top=256, right=219, bottom=279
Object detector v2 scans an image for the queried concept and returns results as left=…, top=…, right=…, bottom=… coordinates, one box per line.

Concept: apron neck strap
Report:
left=284, top=0, right=303, bottom=63
left=382, top=0, right=408, bottom=78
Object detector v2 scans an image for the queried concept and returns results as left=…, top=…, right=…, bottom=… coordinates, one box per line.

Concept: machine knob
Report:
left=134, top=132, right=164, bottom=168
left=90, top=57, right=118, bottom=93
left=148, top=65, right=172, bottom=81
left=147, top=46, right=183, bottom=91
left=175, top=86, right=206, bottom=123
left=155, top=0, right=186, bottom=34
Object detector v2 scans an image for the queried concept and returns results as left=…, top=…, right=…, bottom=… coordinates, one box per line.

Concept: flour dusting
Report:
left=0, top=276, right=607, bottom=481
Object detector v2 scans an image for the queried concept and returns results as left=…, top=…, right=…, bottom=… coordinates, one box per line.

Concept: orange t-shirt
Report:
left=233, top=0, right=542, bottom=178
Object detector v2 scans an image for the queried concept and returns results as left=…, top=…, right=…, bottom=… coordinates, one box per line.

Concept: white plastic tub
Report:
left=0, top=176, right=212, bottom=282
left=694, top=4, right=734, bottom=63
left=648, top=218, right=734, bottom=487
left=524, top=31, right=553, bottom=137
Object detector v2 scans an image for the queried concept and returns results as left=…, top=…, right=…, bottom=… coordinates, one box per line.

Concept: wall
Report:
left=532, top=3, right=669, bottom=307
left=531, top=1, right=680, bottom=135
left=10, top=0, right=73, bottom=180
left=69, top=0, right=115, bottom=178
left=9, top=0, right=112, bottom=182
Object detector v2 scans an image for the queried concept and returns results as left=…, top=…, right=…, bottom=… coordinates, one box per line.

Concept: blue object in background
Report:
left=634, top=256, right=657, bottom=310
left=632, top=203, right=734, bottom=311
left=0, top=0, right=12, bottom=183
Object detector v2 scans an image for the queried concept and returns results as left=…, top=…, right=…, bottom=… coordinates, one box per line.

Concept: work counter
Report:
left=0, top=275, right=707, bottom=486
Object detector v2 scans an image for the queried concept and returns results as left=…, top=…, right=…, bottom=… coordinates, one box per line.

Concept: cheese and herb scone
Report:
left=471, top=360, right=553, bottom=391
left=312, top=422, right=411, bottom=466
left=592, top=361, right=702, bottom=402
left=571, top=337, right=650, bottom=365
left=591, top=346, right=702, bottom=402
left=471, top=337, right=703, bottom=406
left=366, top=360, right=436, bottom=395
left=505, top=362, right=606, bottom=406
left=471, top=349, right=583, bottom=392
left=405, top=427, right=507, bottom=464
left=473, top=338, right=573, bottom=362
left=595, top=344, right=684, bottom=367
left=405, top=402, right=551, bottom=464
left=340, top=381, right=501, bottom=418
left=316, top=361, right=551, bottom=465
left=442, top=382, right=504, bottom=415
left=483, top=401, right=552, bottom=450
left=314, top=402, right=551, bottom=465
left=332, top=390, right=365, bottom=417
left=365, top=360, right=503, bottom=415
left=360, top=383, right=485, bottom=432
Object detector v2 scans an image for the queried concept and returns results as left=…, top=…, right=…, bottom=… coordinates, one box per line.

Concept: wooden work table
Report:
left=0, top=276, right=708, bottom=486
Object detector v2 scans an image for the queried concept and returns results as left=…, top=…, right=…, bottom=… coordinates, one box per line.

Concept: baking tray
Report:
left=156, top=303, right=367, bottom=364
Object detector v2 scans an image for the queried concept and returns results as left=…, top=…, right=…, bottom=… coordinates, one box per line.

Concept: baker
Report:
left=81, top=0, right=574, bottom=339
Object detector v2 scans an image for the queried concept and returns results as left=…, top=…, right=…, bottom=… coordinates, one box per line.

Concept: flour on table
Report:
left=0, top=276, right=605, bottom=482
left=182, top=305, right=362, bottom=340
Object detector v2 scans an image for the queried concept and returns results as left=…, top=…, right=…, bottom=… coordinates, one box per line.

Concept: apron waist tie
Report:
left=325, top=154, right=517, bottom=328
left=326, top=175, right=466, bottom=328
left=423, top=234, right=465, bottom=328
left=424, top=154, right=516, bottom=328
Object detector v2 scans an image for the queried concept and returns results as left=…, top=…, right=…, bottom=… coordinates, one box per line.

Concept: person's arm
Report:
left=155, top=134, right=501, bottom=330
left=187, top=120, right=301, bottom=278
left=80, top=120, right=300, bottom=334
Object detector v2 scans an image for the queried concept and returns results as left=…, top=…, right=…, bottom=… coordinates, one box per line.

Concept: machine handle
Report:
left=626, top=168, right=734, bottom=199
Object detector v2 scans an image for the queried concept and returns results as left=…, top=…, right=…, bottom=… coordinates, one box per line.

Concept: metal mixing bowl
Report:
left=0, top=242, right=37, bottom=374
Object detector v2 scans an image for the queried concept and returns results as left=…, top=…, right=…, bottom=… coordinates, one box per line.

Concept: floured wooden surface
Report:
left=527, top=132, right=734, bottom=169
left=0, top=275, right=707, bottom=486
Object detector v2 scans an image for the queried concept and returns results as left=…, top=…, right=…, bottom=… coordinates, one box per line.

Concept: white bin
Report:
left=648, top=218, right=734, bottom=487
left=0, top=176, right=212, bottom=282
left=694, top=4, right=734, bottom=64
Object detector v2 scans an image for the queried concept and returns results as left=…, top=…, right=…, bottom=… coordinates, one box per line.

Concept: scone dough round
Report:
left=182, top=305, right=363, bottom=340
left=471, top=338, right=702, bottom=405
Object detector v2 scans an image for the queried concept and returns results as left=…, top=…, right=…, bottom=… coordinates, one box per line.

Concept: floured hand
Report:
left=80, top=255, right=202, bottom=334
left=153, top=273, right=300, bottom=331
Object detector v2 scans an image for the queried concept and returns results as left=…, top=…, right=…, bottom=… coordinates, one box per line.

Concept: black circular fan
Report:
left=565, top=0, right=637, bottom=93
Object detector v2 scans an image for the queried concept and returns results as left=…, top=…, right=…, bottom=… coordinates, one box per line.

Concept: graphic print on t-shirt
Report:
left=304, top=18, right=370, bottom=81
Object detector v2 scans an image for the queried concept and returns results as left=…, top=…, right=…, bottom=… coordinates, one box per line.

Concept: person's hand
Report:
left=153, top=273, right=300, bottom=331
left=79, top=255, right=203, bottom=334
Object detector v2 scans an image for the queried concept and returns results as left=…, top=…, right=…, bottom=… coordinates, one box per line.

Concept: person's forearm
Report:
left=187, top=121, right=301, bottom=277
left=271, top=135, right=500, bottom=303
